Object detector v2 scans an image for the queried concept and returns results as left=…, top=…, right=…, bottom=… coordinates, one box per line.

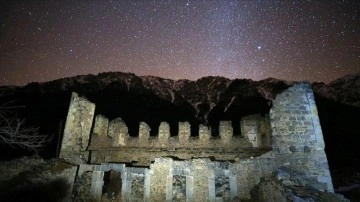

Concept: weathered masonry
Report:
left=60, top=83, right=334, bottom=201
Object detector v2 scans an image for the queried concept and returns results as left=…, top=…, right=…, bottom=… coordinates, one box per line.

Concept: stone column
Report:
left=186, top=175, right=194, bottom=201
left=219, top=121, right=233, bottom=143
left=60, top=92, right=95, bottom=164
left=90, top=171, right=104, bottom=201
left=178, top=122, right=191, bottom=144
left=150, top=158, right=172, bottom=201
left=108, top=118, right=129, bottom=147
left=121, top=169, right=132, bottom=202
left=165, top=171, right=173, bottom=201
left=208, top=174, right=216, bottom=202
left=229, top=174, right=238, bottom=199
left=144, top=169, right=151, bottom=202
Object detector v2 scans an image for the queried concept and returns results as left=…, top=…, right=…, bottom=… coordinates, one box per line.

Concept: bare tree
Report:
left=0, top=91, right=48, bottom=152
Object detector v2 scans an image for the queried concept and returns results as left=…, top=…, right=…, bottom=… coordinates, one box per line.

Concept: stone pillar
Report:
left=165, top=172, right=173, bottom=201
left=150, top=158, right=172, bottom=201
left=60, top=92, right=95, bottom=164
left=186, top=175, right=194, bottom=201
left=90, top=171, right=104, bottom=202
left=144, top=169, right=151, bottom=202
left=121, top=169, right=132, bottom=202
left=92, top=115, right=109, bottom=136
left=270, top=82, right=334, bottom=192
left=192, top=159, right=212, bottom=202
left=108, top=118, right=129, bottom=147
left=219, top=121, right=233, bottom=143
left=139, top=122, right=151, bottom=140
left=229, top=174, right=238, bottom=199
left=208, top=174, right=216, bottom=202
left=199, top=124, right=211, bottom=142
left=158, top=122, right=170, bottom=141
left=178, top=121, right=191, bottom=144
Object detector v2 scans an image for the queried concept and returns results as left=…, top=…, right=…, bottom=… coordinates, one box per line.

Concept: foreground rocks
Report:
left=250, top=167, right=350, bottom=202
left=0, top=156, right=77, bottom=202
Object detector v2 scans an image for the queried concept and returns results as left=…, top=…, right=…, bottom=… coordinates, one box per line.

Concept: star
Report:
left=0, top=0, right=358, bottom=85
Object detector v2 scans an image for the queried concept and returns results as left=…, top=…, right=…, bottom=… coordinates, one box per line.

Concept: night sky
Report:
left=0, top=0, right=359, bottom=86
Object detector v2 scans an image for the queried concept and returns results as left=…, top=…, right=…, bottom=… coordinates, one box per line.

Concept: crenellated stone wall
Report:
left=88, top=118, right=258, bottom=150
left=60, top=82, right=335, bottom=201
left=87, top=118, right=264, bottom=165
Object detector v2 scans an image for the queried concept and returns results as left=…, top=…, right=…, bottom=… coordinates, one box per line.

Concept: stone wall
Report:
left=60, top=92, right=95, bottom=164
left=88, top=117, right=268, bottom=165
left=78, top=158, right=272, bottom=201
left=269, top=82, right=334, bottom=192
left=88, top=115, right=270, bottom=152
left=61, top=82, right=335, bottom=201
left=75, top=163, right=151, bottom=202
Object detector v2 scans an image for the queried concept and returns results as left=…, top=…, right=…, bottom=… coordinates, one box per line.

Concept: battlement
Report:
left=88, top=116, right=271, bottom=165
left=89, top=117, right=271, bottom=149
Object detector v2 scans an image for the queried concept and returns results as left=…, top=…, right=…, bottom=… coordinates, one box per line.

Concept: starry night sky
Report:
left=0, top=0, right=359, bottom=86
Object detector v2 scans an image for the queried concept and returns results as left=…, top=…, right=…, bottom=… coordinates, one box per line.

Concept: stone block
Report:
left=158, top=122, right=170, bottom=141
left=92, top=115, right=109, bottom=136
left=199, top=124, right=211, bottom=142
left=139, top=122, right=151, bottom=140
left=219, top=121, right=233, bottom=142
left=178, top=122, right=191, bottom=144
left=108, top=118, right=129, bottom=146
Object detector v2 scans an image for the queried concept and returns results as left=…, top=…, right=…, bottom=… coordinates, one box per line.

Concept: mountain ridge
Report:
left=0, top=71, right=359, bottom=199
left=2, top=71, right=359, bottom=125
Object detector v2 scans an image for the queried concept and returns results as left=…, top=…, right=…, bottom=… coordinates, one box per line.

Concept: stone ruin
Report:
left=60, top=83, right=335, bottom=201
